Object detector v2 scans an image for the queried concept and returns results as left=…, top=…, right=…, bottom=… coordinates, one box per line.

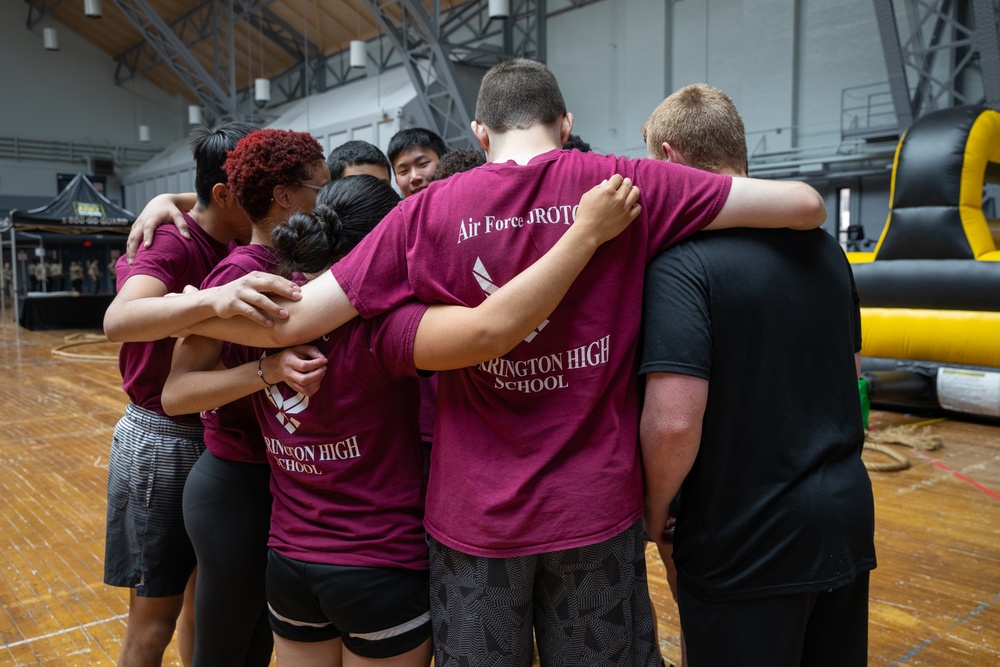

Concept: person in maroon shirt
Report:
left=161, top=129, right=329, bottom=667
left=102, top=122, right=297, bottom=667
left=164, top=171, right=641, bottom=667
left=387, top=127, right=448, bottom=197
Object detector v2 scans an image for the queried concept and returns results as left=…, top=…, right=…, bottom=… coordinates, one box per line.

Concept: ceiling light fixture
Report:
left=255, top=78, right=271, bottom=105
left=85, top=0, right=103, bottom=18
left=350, top=40, right=366, bottom=68
left=43, top=27, right=59, bottom=51
left=488, top=0, right=510, bottom=19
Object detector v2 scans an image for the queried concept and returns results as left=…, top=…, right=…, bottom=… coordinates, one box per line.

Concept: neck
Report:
left=189, top=203, right=249, bottom=245
left=250, top=211, right=285, bottom=246
left=488, top=125, right=562, bottom=165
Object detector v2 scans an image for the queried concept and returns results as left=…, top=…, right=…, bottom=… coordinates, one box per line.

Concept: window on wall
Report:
left=838, top=187, right=852, bottom=250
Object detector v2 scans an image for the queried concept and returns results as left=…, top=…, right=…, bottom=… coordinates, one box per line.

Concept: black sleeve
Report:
left=846, top=260, right=862, bottom=353
left=639, top=241, right=713, bottom=380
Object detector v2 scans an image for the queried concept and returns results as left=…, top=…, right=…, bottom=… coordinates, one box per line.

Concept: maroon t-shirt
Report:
left=231, top=302, right=430, bottom=569
left=116, top=214, right=230, bottom=420
left=198, top=244, right=276, bottom=464
left=331, top=148, right=732, bottom=557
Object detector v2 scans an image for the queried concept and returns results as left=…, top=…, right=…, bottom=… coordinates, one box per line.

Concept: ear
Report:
left=662, top=142, right=687, bottom=166
left=210, top=183, right=230, bottom=208
left=273, top=184, right=292, bottom=210
left=471, top=120, right=490, bottom=152
left=558, top=113, right=574, bottom=146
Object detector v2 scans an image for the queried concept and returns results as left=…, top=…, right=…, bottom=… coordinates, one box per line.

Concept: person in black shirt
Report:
left=639, top=84, right=875, bottom=667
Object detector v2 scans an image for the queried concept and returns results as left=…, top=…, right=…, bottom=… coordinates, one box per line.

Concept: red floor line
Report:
left=914, top=451, right=1000, bottom=502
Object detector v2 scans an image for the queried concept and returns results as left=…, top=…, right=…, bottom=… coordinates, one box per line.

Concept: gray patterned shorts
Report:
left=428, top=520, right=660, bottom=667
left=104, top=403, right=204, bottom=597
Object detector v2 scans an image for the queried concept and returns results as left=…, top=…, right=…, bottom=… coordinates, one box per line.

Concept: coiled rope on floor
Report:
left=862, top=441, right=912, bottom=472
left=51, top=332, right=118, bottom=361
left=863, top=423, right=944, bottom=473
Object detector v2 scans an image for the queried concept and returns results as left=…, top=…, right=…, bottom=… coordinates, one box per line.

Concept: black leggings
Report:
left=183, top=451, right=273, bottom=667
left=678, top=571, right=871, bottom=667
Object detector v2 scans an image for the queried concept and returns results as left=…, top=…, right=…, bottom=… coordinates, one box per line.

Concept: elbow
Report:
left=160, top=374, right=196, bottom=417
left=797, top=184, right=827, bottom=229
left=640, top=415, right=701, bottom=453
left=477, top=325, right=522, bottom=365
left=260, top=320, right=309, bottom=349
left=648, top=422, right=700, bottom=446
left=159, top=383, right=183, bottom=417
left=103, top=310, right=126, bottom=342
left=161, top=401, right=183, bottom=418
left=160, top=391, right=195, bottom=418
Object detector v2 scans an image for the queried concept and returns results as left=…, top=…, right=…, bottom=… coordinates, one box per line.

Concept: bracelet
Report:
left=257, top=355, right=276, bottom=388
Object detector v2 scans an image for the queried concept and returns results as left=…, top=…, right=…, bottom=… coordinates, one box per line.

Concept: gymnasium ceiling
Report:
left=28, top=0, right=465, bottom=102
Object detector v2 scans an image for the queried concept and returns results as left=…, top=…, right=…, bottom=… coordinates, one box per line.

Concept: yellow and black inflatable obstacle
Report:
left=850, top=105, right=1000, bottom=418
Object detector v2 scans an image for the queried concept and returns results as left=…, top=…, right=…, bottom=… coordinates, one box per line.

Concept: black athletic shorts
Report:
left=265, top=549, right=430, bottom=658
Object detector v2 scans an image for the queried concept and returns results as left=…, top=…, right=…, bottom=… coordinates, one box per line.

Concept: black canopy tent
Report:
left=1, top=174, right=135, bottom=329
left=7, top=173, right=134, bottom=234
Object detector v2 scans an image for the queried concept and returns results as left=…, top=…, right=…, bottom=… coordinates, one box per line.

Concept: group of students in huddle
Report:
left=102, top=57, right=874, bottom=667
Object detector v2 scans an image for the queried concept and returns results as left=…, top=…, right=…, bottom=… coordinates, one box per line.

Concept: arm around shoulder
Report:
left=186, top=270, right=359, bottom=348
left=126, top=192, right=198, bottom=261
left=412, top=175, right=641, bottom=370
left=706, top=177, right=826, bottom=231
left=103, top=274, right=210, bottom=342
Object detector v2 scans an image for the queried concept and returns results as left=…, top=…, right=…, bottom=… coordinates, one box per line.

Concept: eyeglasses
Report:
left=296, top=182, right=324, bottom=191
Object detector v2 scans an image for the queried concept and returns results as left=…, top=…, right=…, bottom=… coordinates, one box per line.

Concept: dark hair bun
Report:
left=272, top=210, right=338, bottom=276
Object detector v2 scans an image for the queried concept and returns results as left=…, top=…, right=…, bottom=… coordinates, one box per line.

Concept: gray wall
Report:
left=549, top=0, right=888, bottom=157
left=0, top=1, right=187, bottom=208
left=548, top=0, right=891, bottom=234
left=548, top=0, right=670, bottom=156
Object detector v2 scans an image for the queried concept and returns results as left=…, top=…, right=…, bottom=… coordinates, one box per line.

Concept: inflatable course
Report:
left=849, top=105, right=1000, bottom=418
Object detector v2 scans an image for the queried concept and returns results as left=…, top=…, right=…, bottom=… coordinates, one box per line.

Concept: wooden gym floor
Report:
left=0, top=312, right=998, bottom=666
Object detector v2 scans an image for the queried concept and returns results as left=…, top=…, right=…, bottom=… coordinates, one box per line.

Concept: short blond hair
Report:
left=642, top=84, right=747, bottom=174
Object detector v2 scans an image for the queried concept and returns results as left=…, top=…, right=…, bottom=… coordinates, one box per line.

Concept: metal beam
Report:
left=115, top=1, right=220, bottom=83
left=108, top=0, right=602, bottom=126
left=874, top=0, right=915, bottom=128
left=113, top=1, right=296, bottom=84
left=111, top=0, right=335, bottom=118
left=873, top=0, right=1000, bottom=125
left=24, top=0, right=63, bottom=29
left=112, top=0, right=240, bottom=119
left=971, top=0, right=1000, bottom=107
left=361, top=0, right=603, bottom=150
left=365, top=0, right=572, bottom=147
left=364, top=0, right=480, bottom=149
left=245, top=6, right=322, bottom=62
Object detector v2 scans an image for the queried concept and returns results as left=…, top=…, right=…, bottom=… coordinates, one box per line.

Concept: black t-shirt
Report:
left=640, top=227, right=876, bottom=601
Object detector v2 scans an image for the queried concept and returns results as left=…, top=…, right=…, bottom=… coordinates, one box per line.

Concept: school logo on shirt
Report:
left=473, top=257, right=548, bottom=342
left=265, top=385, right=309, bottom=434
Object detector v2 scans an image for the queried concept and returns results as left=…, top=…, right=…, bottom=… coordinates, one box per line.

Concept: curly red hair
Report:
left=225, top=129, right=326, bottom=222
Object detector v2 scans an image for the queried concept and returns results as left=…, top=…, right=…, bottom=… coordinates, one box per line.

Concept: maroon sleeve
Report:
left=330, top=206, right=415, bottom=319
left=632, top=158, right=732, bottom=260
